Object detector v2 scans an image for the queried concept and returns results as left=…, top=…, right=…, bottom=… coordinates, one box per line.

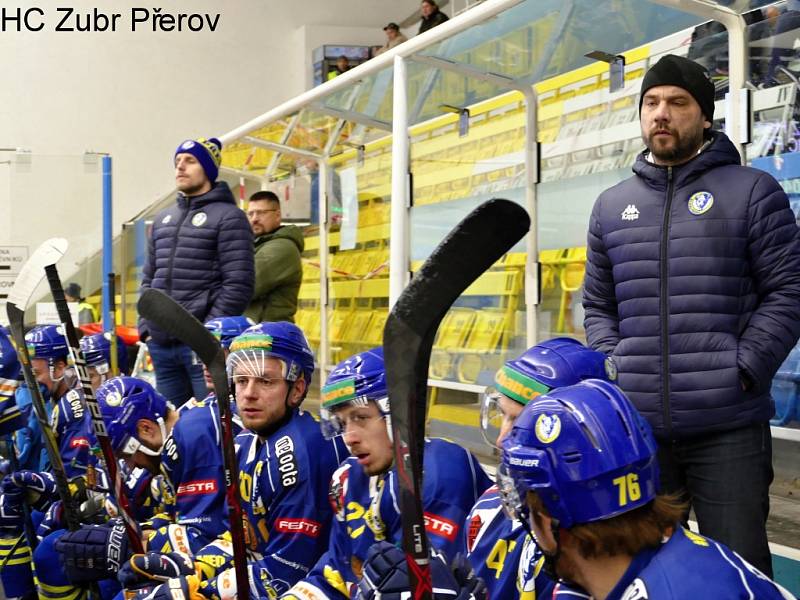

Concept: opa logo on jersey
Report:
left=424, top=512, right=458, bottom=542
left=275, top=517, right=321, bottom=538
left=274, top=435, right=298, bottom=487
left=176, top=479, right=217, bottom=496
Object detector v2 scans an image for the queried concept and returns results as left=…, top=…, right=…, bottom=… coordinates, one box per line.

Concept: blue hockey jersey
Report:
left=553, top=527, right=794, bottom=599
left=199, top=409, right=347, bottom=598
left=51, top=388, right=100, bottom=482
left=286, top=437, right=493, bottom=600
left=465, top=485, right=553, bottom=600
left=158, top=398, right=228, bottom=549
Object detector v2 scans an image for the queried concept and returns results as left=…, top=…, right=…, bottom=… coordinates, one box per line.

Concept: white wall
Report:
left=0, top=0, right=421, bottom=248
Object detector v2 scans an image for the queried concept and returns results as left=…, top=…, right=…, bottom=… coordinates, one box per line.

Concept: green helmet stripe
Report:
left=321, top=377, right=358, bottom=408
left=495, top=365, right=550, bottom=405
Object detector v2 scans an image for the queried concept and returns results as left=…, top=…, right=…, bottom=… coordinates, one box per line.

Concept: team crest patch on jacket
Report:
left=687, top=191, right=714, bottom=215
left=191, top=212, right=208, bottom=226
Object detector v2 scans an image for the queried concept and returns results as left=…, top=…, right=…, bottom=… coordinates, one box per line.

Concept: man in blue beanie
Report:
left=583, top=53, right=800, bottom=576
left=139, top=137, right=254, bottom=407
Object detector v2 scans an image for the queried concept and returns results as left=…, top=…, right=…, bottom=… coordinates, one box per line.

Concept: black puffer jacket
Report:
left=140, top=182, right=254, bottom=345
left=584, top=132, right=800, bottom=438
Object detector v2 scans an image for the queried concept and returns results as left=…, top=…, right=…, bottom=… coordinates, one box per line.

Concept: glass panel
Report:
left=323, top=157, right=390, bottom=388
left=744, top=4, right=800, bottom=430
left=409, top=113, right=527, bottom=390
left=419, top=0, right=703, bottom=83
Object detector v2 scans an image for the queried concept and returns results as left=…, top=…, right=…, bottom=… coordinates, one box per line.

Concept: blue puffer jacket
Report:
left=140, top=182, right=254, bottom=345
left=584, top=132, right=800, bottom=438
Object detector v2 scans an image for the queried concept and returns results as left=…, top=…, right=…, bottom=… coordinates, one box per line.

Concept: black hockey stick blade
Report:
left=137, top=288, right=250, bottom=600
left=383, top=198, right=530, bottom=600
left=5, top=238, right=83, bottom=531
left=45, top=264, right=145, bottom=554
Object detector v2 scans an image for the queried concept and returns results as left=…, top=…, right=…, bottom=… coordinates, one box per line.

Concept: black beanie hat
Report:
left=639, top=54, right=715, bottom=122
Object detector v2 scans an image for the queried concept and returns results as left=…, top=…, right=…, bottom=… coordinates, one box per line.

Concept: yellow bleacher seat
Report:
left=556, top=246, right=587, bottom=333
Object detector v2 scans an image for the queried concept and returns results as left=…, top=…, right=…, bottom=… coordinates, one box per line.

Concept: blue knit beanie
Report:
left=174, top=137, right=222, bottom=183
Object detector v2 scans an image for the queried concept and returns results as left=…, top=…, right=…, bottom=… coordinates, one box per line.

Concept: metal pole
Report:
left=318, top=160, right=330, bottom=385
left=523, top=90, right=539, bottom=346
left=102, top=155, right=113, bottom=331
left=390, top=55, right=411, bottom=308
left=120, top=223, right=128, bottom=326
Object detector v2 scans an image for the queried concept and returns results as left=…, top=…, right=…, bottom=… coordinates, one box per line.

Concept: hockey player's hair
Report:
left=527, top=491, right=687, bottom=559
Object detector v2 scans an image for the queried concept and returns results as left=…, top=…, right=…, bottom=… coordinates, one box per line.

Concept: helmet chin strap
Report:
left=135, top=417, right=168, bottom=457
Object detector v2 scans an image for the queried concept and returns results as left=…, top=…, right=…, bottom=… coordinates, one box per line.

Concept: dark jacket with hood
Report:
left=584, top=131, right=800, bottom=438
left=418, top=8, right=449, bottom=34
left=244, top=225, right=304, bottom=323
left=140, top=182, right=254, bottom=345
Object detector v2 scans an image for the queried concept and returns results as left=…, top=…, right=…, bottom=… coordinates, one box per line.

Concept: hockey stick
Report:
left=383, top=198, right=530, bottom=600
left=108, top=273, right=119, bottom=376
left=137, top=289, right=250, bottom=600
left=45, top=263, right=145, bottom=554
left=5, top=238, right=83, bottom=532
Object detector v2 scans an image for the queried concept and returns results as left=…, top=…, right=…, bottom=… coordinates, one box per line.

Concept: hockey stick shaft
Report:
left=383, top=198, right=530, bottom=600
left=6, top=304, right=83, bottom=531
left=137, top=289, right=250, bottom=599
left=108, top=273, right=119, bottom=376
left=45, top=265, right=144, bottom=553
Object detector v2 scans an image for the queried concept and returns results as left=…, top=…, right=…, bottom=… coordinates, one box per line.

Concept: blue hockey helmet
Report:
left=482, top=338, right=614, bottom=447
left=498, top=379, right=658, bottom=529
left=495, top=337, right=614, bottom=406
left=25, top=325, right=69, bottom=362
left=320, top=347, right=389, bottom=439
left=80, top=333, right=128, bottom=376
left=204, top=316, right=255, bottom=349
left=96, top=376, right=170, bottom=457
left=227, top=322, right=315, bottom=394
left=0, top=326, right=20, bottom=382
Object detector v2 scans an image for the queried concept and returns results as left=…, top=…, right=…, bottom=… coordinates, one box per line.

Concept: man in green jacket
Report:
left=244, top=191, right=304, bottom=323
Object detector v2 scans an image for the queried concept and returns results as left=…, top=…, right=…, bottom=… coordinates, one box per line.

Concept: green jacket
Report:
left=245, top=225, right=304, bottom=323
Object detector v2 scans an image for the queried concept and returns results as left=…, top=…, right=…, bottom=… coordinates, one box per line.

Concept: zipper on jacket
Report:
left=660, top=166, right=674, bottom=437
left=165, top=203, right=190, bottom=297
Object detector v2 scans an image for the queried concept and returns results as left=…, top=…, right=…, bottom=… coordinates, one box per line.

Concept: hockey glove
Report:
left=356, top=541, right=487, bottom=600
left=127, top=575, right=206, bottom=600
left=6, top=470, right=59, bottom=511
left=0, top=489, right=24, bottom=533
left=118, top=552, right=196, bottom=589
left=55, top=519, right=132, bottom=583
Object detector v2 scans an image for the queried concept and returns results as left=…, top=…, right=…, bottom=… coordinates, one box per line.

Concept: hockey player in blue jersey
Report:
left=497, top=379, right=795, bottom=600
left=283, top=347, right=492, bottom=600
left=0, top=325, right=37, bottom=599
left=112, top=321, right=347, bottom=599
left=81, top=332, right=129, bottom=391
left=53, top=374, right=229, bottom=588
left=467, top=338, right=614, bottom=600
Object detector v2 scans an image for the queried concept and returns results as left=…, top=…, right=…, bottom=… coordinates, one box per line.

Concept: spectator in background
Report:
left=418, top=0, right=448, bottom=35
left=375, top=22, right=408, bottom=55
left=327, top=56, right=351, bottom=80
left=64, top=283, right=98, bottom=325
left=583, top=54, right=800, bottom=576
left=139, top=137, right=254, bottom=406
left=244, top=191, right=303, bottom=324
left=766, top=0, right=800, bottom=85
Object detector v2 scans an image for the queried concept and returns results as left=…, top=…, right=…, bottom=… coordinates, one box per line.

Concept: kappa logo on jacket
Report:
left=621, top=204, right=640, bottom=221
